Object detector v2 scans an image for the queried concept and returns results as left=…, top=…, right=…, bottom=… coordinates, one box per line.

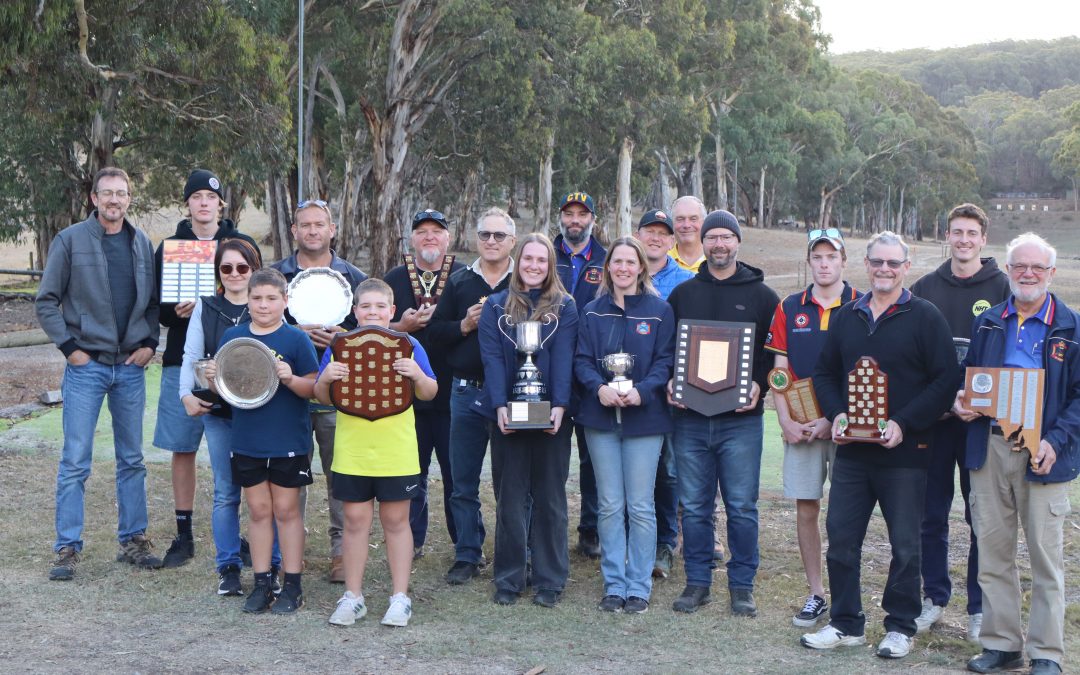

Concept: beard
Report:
left=418, top=248, right=442, bottom=265
left=561, top=223, right=592, bottom=246
left=1010, top=279, right=1047, bottom=305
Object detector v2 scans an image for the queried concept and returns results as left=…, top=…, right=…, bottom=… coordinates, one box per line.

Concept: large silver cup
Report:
left=602, top=352, right=635, bottom=425
left=497, top=313, right=559, bottom=429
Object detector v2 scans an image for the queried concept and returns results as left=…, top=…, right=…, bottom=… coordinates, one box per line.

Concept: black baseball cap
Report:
left=412, top=209, right=448, bottom=230
left=560, top=191, right=595, bottom=213
left=638, top=209, right=674, bottom=233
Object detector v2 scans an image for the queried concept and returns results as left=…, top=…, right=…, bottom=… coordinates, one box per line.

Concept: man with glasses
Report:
left=955, top=233, right=1077, bottom=675
left=272, top=199, right=367, bottom=583
left=765, top=227, right=859, bottom=628
left=910, top=204, right=1009, bottom=641
left=383, top=209, right=465, bottom=558
left=802, top=231, right=957, bottom=659
left=430, top=207, right=516, bottom=584
left=153, top=169, right=261, bottom=570
left=37, top=167, right=163, bottom=580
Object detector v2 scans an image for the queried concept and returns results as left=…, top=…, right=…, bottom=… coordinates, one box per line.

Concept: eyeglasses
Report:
left=867, top=258, right=908, bottom=269
left=478, top=230, right=511, bottom=242
left=96, top=189, right=129, bottom=199
left=296, top=199, right=331, bottom=216
left=808, top=227, right=842, bottom=241
left=1007, top=263, right=1053, bottom=276
left=219, top=263, right=252, bottom=275
left=702, top=233, right=738, bottom=245
left=415, top=210, right=446, bottom=222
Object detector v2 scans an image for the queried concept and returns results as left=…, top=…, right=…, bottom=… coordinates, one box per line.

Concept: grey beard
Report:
left=418, top=249, right=442, bottom=265
left=561, top=224, right=592, bottom=246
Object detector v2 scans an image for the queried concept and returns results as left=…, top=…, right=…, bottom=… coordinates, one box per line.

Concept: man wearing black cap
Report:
left=154, top=169, right=261, bottom=570
left=383, top=209, right=465, bottom=558
left=554, top=191, right=608, bottom=559
left=666, top=210, right=779, bottom=616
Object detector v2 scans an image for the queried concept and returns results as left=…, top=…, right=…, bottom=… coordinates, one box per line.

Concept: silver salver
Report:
left=287, top=267, right=353, bottom=326
left=214, top=337, right=280, bottom=409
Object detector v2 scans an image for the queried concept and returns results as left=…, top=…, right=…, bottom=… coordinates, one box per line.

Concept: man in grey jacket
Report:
left=36, top=167, right=163, bottom=580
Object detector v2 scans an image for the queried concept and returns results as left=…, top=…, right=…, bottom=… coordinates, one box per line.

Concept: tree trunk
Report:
left=657, top=148, right=675, bottom=209
left=691, top=138, right=704, bottom=201
left=536, top=129, right=555, bottom=233
left=897, top=185, right=905, bottom=232
left=455, top=166, right=481, bottom=251
left=266, top=173, right=294, bottom=260
left=615, top=136, right=634, bottom=238
left=714, top=131, right=726, bottom=211
left=757, top=166, right=766, bottom=229
left=87, top=82, right=119, bottom=188
left=302, top=52, right=322, bottom=200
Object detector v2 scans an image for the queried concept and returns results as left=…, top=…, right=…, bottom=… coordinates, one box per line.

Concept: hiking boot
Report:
left=217, top=565, right=243, bottom=596
left=162, top=534, right=194, bottom=568
left=329, top=591, right=367, bottom=626
left=914, top=597, right=944, bottom=633
left=653, top=545, right=673, bottom=579
left=243, top=577, right=274, bottom=613
left=598, top=595, right=625, bottom=612
left=624, top=596, right=649, bottom=614
left=381, top=593, right=412, bottom=626
left=966, top=649, right=1024, bottom=673
left=792, top=595, right=828, bottom=627
left=116, top=534, right=164, bottom=569
left=492, top=589, right=518, bottom=606
left=328, top=556, right=345, bottom=584
left=801, top=624, right=866, bottom=649
left=271, top=584, right=303, bottom=614
left=532, top=589, right=560, bottom=608
left=730, top=588, right=757, bottom=617
left=446, top=560, right=480, bottom=585
left=576, top=530, right=601, bottom=559
left=239, top=537, right=252, bottom=568
left=49, top=546, right=79, bottom=581
left=1029, top=659, right=1062, bottom=675
left=877, top=631, right=913, bottom=659
left=967, top=612, right=983, bottom=644
left=672, top=584, right=711, bottom=613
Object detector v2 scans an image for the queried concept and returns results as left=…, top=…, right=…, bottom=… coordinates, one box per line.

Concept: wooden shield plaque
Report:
left=963, top=367, right=1044, bottom=467
left=673, top=320, right=755, bottom=416
left=768, top=367, right=822, bottom=424
left=329, top=325, right=414, bottom=420
left=839, top=355, right=889, bottom=444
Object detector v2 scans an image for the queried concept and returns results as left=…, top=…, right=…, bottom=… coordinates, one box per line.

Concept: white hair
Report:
left=866, top=231, right=909, bottom=259
left=671, top=195, right=706, bottom=219
left=1006, top=232, right=1056, bottom=267
left=477, top=206, right=515, bottom=235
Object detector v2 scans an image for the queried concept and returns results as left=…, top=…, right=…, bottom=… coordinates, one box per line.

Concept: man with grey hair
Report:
left=955, top=232, right=1077, bottom=675
left=430, top=207, right=516, bottom=584
left=669, top=195, right=706, bottom=271
left=803, top=231, right=957, bottom=659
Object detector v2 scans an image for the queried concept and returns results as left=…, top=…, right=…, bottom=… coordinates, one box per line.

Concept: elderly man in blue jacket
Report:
left=955, top=232, right=1078, bottom=675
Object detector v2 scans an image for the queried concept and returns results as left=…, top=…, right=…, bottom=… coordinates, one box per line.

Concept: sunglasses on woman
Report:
left=219, top=263, right=252, bottom=275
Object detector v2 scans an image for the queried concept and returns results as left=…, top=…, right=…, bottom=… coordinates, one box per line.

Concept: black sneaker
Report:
left=492, top=589, right=518, bottom=606
left=243, top=577, right=274, bottom=613
left=217, top=565, right=243, bottom=596
left=271, top=585, right=304, bottom=614
left=625, top=596, right=649, bottom=614
left=532, top=589, right=561, bottom=608
left=598, top=595, right=625, bottom=612
left=270, top=565, right=282, bottom=596
left=793, top=595, right=828, bottom=627
left=162, top=534, right=194, bottom=568
left=673, top=584, right=711, bottom=613
left=49, top=546, right=79, bottom=581
left=576, top=530, right=601, bottom=559
left=239, top=537, right=252, bottom=568
left=446, top=560, right=480, bottom=585
left=116, top=534, right=164, bottom=569
left=730, top=588, right=757, bottom=617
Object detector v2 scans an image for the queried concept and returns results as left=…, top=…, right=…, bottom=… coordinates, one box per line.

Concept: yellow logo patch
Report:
left=972, top=299, right=991, bottom=316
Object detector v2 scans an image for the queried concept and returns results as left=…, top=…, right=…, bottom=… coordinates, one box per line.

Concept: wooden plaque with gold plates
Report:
left=768, top=367, right=822, bottom=424
left=329, top=325, right=414, bottom=420
left=963, top=367, right=1044, bottom=468
left=404, top=254, right=455, bottom=308
left=837, top=355, right=889, bottom=443
left=672, top=320, right=755, bottom=416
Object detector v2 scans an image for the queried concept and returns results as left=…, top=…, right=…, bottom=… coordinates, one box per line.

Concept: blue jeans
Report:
left=55, top=360, right=148, bottom=551
left=448, top=382, right=496, bottom=564
left=586, top=428, right=662, bottom=600
left=672, top=411, right=763, bottom=589
left=654, top=434, right=678, bottom=550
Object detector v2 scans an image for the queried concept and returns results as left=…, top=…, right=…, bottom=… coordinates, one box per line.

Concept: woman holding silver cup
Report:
left=476, top=233, right=578, bottom=608
left=574, top=237, right=675, bottom=614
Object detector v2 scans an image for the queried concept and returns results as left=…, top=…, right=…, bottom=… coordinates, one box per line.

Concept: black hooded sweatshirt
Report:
left=910, top=257, right=1010, bottom=339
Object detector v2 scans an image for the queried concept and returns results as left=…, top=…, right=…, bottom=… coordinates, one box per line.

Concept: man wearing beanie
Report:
left=153, top=169, right=261, bottom=573
left=666, top=210, right=779, bottom=616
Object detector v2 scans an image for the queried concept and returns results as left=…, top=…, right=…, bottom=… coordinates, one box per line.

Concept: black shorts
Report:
left=331, top=472, right=421, bottom=503
left=231, top=453, right=314, bottom=489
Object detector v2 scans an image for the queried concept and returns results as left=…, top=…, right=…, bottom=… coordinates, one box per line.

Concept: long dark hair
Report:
left=214, top=238, right=262, bottom=290
left=505, top=233, right=568, bottom=323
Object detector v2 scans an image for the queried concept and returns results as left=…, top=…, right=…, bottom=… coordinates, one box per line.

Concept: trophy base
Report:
left=840, top=429, right=888, bottom=444
left=505, top=400, right=553, bottom=430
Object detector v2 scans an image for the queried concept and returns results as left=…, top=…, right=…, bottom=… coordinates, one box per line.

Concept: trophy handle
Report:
left=497, top=314, right=515, bottom=343
left=538, top=313, right=559, bottom=349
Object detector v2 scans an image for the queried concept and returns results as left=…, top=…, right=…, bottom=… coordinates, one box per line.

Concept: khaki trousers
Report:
left=969, top=434, right=1071, bottom=664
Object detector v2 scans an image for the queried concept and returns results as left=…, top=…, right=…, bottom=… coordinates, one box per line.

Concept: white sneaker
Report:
left=800, top=624, right=866, bottom=649
left=877, top=631, right=913, bottom=659
left=914, top=597, right=943, bottom=633
left=967, top=612, right=983, bottom=644
left=328, top=591, right=367, bottom=626
left=381, top=592, right=412, bottom=627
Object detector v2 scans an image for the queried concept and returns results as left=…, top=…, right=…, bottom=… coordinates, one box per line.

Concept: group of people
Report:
left=35, top=167, right=1075, bottom=673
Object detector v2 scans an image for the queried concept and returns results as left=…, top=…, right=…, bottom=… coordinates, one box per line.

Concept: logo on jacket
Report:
left=972, top=299, right=991, bottom=316
left=584, top=268, right=602, bottom=284
left=636, top=321, right=651, bottom=335
left=1050, top=340, right=1066, bottom=362
left=794, top=313, right=810, bottom=328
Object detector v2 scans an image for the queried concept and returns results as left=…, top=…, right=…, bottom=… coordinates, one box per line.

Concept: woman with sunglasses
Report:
left=476, top=233, right=578, bottom=608
left=574, top=237, right=675, bottom=614
left=178, top=238, right=280, bottom=596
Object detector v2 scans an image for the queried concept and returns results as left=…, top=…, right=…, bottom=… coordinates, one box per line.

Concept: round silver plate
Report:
left=214, top=337, right=280, bottom=410
left=287, top=267, right=352, bottom=326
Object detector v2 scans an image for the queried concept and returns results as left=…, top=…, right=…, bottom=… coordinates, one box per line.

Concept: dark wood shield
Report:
left=841, top=355, right=889, bottom=444
left=672, top=320, right=756, bottom=416
left=329, top=325, right=414, bottom=420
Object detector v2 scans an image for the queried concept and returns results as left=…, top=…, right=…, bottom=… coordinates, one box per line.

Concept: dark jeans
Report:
left=654, top=434, right=679, bottom=550
left=448, top=382, right=501, bottom=564
left=410, top=408, right=456, bottom=548
left=492, top=423, right=572, bottom=594
left=575, top=423, right=598, bottom=534
left=921, top=417, right=981, bottom=614
left=826, top=457, right=926, bottom=638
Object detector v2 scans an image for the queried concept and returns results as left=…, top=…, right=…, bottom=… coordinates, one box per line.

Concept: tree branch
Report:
left=74, top=0, right=135, bottom=81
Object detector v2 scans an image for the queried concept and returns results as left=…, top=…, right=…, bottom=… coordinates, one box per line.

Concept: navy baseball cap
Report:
left=412, top=209, right=449, bottom=230
left=638, top=209, right=674, bottom=233
left=560, top=191, right=595, bottom=214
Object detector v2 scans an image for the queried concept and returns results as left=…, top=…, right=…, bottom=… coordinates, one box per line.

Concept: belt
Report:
left=89, top=350, right=133, bottom=365
left=456, top=377, right=483, bottom=389
left=990, top=425, right=1003, bottom=437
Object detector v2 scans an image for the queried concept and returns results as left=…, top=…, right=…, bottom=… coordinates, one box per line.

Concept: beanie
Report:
left=183, top=169, right=223, bottom=202
left=700, top=209, right=740, bottom=242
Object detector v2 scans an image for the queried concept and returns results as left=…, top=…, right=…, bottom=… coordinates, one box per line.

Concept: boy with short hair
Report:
left=315, top=279, right=437, bottom=627
left=207, top=268, right=319, bottom=614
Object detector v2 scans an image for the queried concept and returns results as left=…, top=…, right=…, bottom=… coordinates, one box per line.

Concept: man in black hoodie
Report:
left=153, top=169, right=261, bottom=569
left=910, top=203, right=1009, bottom=642
left=666, top=210, right=779, bottom=617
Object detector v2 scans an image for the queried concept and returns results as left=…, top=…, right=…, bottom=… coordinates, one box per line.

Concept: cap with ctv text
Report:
left=412, top=209, right=448, bottom=230
left=560, top=191, right=595, bottom=214
left=638, top=209, right=674, bottom=233
left=184, top=169, right=223, bottom=202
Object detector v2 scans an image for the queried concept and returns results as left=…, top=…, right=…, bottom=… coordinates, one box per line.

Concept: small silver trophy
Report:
left=498, top=313, right=559, bottom=429
left=602, top=353, right=635, bottom=425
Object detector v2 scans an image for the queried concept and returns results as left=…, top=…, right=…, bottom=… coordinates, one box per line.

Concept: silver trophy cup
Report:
left=498, top=313, right=559, bottom=429
left=602, top=352, right=636, bottom=425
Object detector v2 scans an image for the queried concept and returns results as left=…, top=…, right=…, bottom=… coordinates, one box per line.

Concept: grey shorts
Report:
left=782, top=438, right=836, bottom=500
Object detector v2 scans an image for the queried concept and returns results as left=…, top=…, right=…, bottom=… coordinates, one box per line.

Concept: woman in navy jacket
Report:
left=575, top=237, right=675, bottom=614
left=476, top=233, right=578, bottom=608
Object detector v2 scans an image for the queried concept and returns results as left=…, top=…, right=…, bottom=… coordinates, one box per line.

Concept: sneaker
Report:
left=967, top=649, right=1024, bottom=673
left=412, top=546, right=424, bottom=560
left=914, top=597, right=944, bottom=633
left=653, top=545, right=673, bottom=579
left=217, top=565, right=243, bottom=596
left=49, top=546, right=79, bottom=581
left=381, top=593, right=412, bottom=626
left=243, top=577, right=274, bottom=613
left=793, top=595, right=828, bottom=627
left=967, top=612, right=983, bottom=644
left=877, top=631, right=913, bottom=659
left=161, top=534, right=194, bottom=568
left=272, top=584, right=303, bottom=614
left=801, top=624, right=866, bottom=649
left=492, top=589, right=519, bottom=606
left=672, top=584, right=711, bottom=613
left=329, top=591, right=367, bottom=626
left=446, top=560, right=480, bottom=585
left=239, top=537, right=252, bottom=568
left=1029, top=659, right=1063, bottom=675
left=576, top=530, right=601, bottom=559
left=116, top=534, right=164, bottom=569
left=598, top=595, right=625, bottom=612
left=730, top=588, right=757, bottom=617
left=532, top=589, right=560, bottom=608
left=624, top=596, right=649, bottom=614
